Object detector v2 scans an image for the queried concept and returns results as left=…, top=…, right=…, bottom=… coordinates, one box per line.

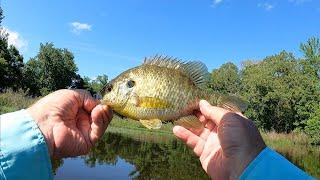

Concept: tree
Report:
left=23, top=43, right=79, bottom=95
left=241, top=51, right=319, bottom=132
left=211, top=62, right=241, bottom=95
left=0, top=7, right=24, bottom=91
left=305, top=105, right=320, bottom=145
left=300, top=37, right=320, bottom=79
left=83, top=74, right=108, bottom=95
left=0, top=7, right=4, bottom=25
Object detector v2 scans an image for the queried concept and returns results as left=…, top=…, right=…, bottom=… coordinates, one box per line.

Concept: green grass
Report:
left=261, top=131, right=320, bottom=178
left=0, top=90, right=37, bottom=114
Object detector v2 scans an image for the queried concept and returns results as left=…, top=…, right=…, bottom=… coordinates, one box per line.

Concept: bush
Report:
left=305, top=106, right=320, bottom=145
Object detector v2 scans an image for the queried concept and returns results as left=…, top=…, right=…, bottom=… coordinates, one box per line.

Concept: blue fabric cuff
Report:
left=0, top=110, right=53, bottom=180
left=240, top=147, right=314, bottom=180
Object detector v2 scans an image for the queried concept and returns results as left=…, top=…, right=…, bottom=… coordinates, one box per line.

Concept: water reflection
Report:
left=55, top=157, right=135, bottom=180
left=54, top=131, right=320, bottom=179
left=54, top=132, right=209, bottom=179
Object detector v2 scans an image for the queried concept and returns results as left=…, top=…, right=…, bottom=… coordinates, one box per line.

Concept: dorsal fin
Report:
left=143, top=55, right=210, bottom=88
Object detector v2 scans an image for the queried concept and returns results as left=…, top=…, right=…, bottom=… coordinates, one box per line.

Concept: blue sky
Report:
left=2, top=0, right=320, bottom=79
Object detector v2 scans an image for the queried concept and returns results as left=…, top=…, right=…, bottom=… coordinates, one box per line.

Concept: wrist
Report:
left=234, top=144, right=267, bottom=178
left=27, top=107, right=54, bottom=157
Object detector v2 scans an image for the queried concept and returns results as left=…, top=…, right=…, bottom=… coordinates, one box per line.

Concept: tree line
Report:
left=0, top=8, right=106, bottom=96
left=210, top=38, right=319, bottom=142
left=0, top=8, right=319, bottom=141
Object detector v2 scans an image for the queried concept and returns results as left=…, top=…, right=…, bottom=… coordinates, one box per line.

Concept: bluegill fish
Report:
left=101, top=55, right=246, bottom=129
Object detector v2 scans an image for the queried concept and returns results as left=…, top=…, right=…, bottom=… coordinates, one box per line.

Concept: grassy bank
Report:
left=0, top=90, right=37, bottom=114
left=261, top=131, right=320, bottom=177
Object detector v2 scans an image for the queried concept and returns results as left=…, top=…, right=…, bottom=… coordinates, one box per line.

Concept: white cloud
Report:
left=211, top=0, right=223, bottom=7
left=70, top=22, right=92, bottom=35
left=258, top=3, right=274, bottom=11
left=2, top=27, right=28, bottom=51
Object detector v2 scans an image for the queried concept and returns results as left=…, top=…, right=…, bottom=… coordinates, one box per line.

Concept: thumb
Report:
left=199, top=100, right=229, bottom=126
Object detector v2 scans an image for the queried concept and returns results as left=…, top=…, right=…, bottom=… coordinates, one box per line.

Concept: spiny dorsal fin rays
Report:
left=143, top=55, right=210, bottom=88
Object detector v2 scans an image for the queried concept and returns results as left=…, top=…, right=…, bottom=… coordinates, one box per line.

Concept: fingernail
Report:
left=200, top=100, right=210, bottom=107
left=173, top=126, right=182, bottom=134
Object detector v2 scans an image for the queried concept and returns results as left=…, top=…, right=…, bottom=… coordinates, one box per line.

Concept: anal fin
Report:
left=174, top=115, right=204, bottom=130
left=139, top=119, right=162, bottom=129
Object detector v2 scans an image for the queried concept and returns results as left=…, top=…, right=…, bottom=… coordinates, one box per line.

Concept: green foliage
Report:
left=241, top=51, right=319, bottom=132
left=210, top=42, right=320, bottom=133
left=83, top=74, right=108, bottom=94
left=0, top=30, right=24, bottom=91
left=305, top=106, right=320, bottom=145
left=23, top=43, right=79, bottom=95
left=211, top=62, right=240, bottom=95
left=300, top=37, right=320, bottom=78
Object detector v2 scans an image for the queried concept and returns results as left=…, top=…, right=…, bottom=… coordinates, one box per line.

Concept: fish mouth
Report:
left=102, top=94, right=131, bottom=112
left=112, top=111, right=126, bottom=119
left=102, top=100, right=124, bottom=110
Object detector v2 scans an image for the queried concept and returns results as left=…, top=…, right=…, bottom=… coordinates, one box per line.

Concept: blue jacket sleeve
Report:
left=240, top=147, right=314, bottom=180
left=0, top=110, right=53, bottom=180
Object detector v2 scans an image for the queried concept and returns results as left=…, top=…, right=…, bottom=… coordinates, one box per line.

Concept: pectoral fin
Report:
left=139, top=119, right=162, bottom=129
left=174, top=115, right=204, bottom=130
left=138, top=97, right=173, bottom=109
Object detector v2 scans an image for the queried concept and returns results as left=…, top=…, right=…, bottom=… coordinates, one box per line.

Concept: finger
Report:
left=76, top=109, right=93, bottom=147
left=199, top=100, right=229, bottom=126
left=173, top=126, right=205, bottom=157
left=89, top=105, right=113, bottom=144
left=199, top=128, right=212, bottom=141
left=195, top=111, right=208, bottom=124
left=195, top=111, right=216, bottom=131
left=74, top=90, right=99, bottom=113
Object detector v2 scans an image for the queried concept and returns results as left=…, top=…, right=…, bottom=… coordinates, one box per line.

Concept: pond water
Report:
left=53, top=132, right=210, bottom=179
left=53, top=131, right=320, bottom=179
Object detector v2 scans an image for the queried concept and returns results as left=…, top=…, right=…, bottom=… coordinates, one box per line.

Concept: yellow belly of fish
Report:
left=115, top=96, right=180, bottom=120
left=116, top=106, right=177, bottom=121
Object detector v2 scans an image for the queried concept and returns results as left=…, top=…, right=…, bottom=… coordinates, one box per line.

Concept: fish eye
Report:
left=127, top=80, right=135, bottom=88
left=105, top=84, right=113, bottom=93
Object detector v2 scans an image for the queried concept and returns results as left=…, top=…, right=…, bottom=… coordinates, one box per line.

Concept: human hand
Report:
left=173, top=100, right=266, bottom=179
left=27, top=89, right=113, bottom=158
